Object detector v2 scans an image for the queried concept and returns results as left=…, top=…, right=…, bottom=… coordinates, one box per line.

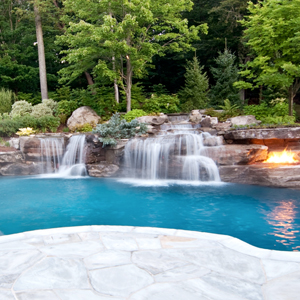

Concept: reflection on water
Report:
left=265, top=200, right=300, bottom=251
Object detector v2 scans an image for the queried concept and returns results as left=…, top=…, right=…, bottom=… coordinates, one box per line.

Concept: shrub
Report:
left=0, top=88, right=15, bottom=114
left=31, top=103, right=53, bottom=118
left=36, top=116, right=60, bottom=133
left=72, top=123, right=94, bottom=133
left=16, top=128, right=35, bottom=136
left=55, top=100, right=78, bottom=117
left=10, top=100, right=32, bottom=117
left=124, top=109, right=148, bottom=122
left=143, top=94, right=180, bottom=114
left=42, top=99, right=58, bottom=111
left=17, top=92, right=42, bottom=105
left=0, top=113, right=10, bottom=121
left=93, top=113, right=147, bottom=147
left=0, top=115, right=60, bottom=136
left=243, top=99, right=295, bottom=124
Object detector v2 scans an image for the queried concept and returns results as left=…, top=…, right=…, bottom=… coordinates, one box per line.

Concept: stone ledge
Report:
left=223, top=127, right=300, bottom=140
left=0, top=226, right=299, bottom=300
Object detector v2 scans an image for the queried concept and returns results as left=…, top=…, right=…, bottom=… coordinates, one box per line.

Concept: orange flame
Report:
left=264, top=149, right=299, bottom=164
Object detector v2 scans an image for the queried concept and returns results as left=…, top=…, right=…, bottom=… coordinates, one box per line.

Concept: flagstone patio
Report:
left=0, top=226, right=299, bottom=300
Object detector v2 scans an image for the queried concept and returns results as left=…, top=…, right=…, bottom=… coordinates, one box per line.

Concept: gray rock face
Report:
left=137, top=113, right=168, bottom=125
left=67, top=106, right=100, bottom=131
left=0, top=151, right=24, bottom=164
left=224, top=127, right=300, bottom=140
left=219, top=164, right=300, bottom=188
left=87, top=163, right=119, bottom=177
left=200, top=116, right=218, bottom=128
left=0, top=162, right=44, bottom=176
left=206, top=144, right=268, bottom=165
left=8, top=138, right=20, bottom=150
left=227, top=115, right=261, bottom=126
left=189, top=110, right=202, bottom=123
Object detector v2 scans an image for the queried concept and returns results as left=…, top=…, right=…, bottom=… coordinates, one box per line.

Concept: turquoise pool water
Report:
left=0, top=177, right=299, bottom=251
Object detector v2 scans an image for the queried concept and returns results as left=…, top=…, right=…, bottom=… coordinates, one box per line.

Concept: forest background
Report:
left=0, top=0, right=300, bottom=132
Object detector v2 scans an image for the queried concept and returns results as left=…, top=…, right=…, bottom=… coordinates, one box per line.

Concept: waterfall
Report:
left=39, top=137, right=65, bottom=174
left=123, top=124, right=222, bottom=181
left=39, top=135, right=87, bottom=177
left=58, top=135, right=87, bottom=176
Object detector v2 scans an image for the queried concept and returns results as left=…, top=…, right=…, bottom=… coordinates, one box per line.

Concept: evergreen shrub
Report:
left=93, top=113, right=147, bottom=147
left=0, top=88, right=15, bottom=114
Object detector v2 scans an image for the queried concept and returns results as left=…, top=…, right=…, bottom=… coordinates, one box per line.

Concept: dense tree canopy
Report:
left=58, top=0, right=207, bottom=111
left=236, top=0, right=300, bottom=115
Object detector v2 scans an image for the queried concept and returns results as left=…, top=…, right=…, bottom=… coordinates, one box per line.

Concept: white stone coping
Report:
left=0, top=226, right=299, bottom=300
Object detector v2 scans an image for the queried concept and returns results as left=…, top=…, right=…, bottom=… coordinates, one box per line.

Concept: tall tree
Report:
left=179, top=56, right=209, bottom=111
left=58, top=0, right=207, bottom=112
left=209, top=49, right=240, bottom=107
left=34, top=2, right=48, bottom=100
left=236, top=0, right=300, bottom=115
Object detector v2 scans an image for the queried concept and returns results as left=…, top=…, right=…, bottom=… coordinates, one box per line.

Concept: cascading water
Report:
left=58, top=135, right=87, bottom=176
left=39, top=137, right=65, bottom=174
left=123, top=124, right=222, bottom=182
left=39, top=135, right=87, bottom=177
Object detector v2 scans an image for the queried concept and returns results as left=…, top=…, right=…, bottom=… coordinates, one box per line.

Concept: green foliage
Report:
left=55, top=100, right=78, bottom=117
left=179, top=57, right=209, bottom=112
left=220, top=99, right=240, bottom=116
left=0, top=88, right=15, bottom=114
left=71, top=87, right=118, bottom=117
left=42, top=99, right=58, bottom=111
left=58, top=0, right=206, bottom=110
left=119, top=84, right=147, bottom=112
left=0, top=115, right=60, bottom=137
left=205, top=99, right=241, bottom=122
left=243, top=99, right=295, bottom=124
left=93, top=113, right=148, bottom=147
left=10, top=100, right=33, bottom=118
left=124, top=109, right=148, bottom=122
left=62, top=127, right=70, bottom=133
left=17, top=93, right=42, bottom=105
left=209, top=50, right=240, bottom=107
left=239, top=0, right=300, bottom=115
left=143, top=94, right=180, bottom=114
left=72, top=123, right=94, bottom=133
left=31, top=103, right=53, bottom=118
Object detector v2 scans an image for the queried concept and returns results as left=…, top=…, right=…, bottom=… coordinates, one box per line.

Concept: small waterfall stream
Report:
left=123, top=124, right=222, bottom=181
left=39, top=135, right=87, bottom=177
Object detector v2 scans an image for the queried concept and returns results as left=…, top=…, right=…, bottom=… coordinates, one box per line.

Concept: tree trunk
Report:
left=288, top=86, right=294, bottom=116
left=34, top=5, right=48, bottom=100
left=239, top=89, right=245, bottom=105
left=84, top=71, right=94, bottom=85
left=126, top=57, right=132, bottom=112
left=112, top=56, right=119, bottom=103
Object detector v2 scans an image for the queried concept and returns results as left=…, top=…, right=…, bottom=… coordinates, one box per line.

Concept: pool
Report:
left=0, top=176, right=299, bottom=251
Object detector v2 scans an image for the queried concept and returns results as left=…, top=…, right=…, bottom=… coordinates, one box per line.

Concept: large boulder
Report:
left=189, top=110, right=202, bottom=123
left=67, top=106, right=100, bottom=131
left=200, top=116, right=218, bottom=128
left=137, top=113, right=168, bottom=125
left=227, top=115, right=261, bottom=126
left=219, top=164, right=300, bottom=189
left=205, top=144, right=268, bottom=165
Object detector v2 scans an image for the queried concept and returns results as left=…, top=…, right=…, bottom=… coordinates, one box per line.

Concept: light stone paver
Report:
left=0, top=226, right=299, bottom=300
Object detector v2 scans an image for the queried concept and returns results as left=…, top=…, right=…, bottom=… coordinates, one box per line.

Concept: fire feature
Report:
left=263, top=149, right=299, bottom=164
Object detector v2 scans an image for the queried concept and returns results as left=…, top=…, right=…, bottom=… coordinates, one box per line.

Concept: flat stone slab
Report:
left=0, top=226, right=300, bottom=300
left=223, top=127, right=300, bottom=140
